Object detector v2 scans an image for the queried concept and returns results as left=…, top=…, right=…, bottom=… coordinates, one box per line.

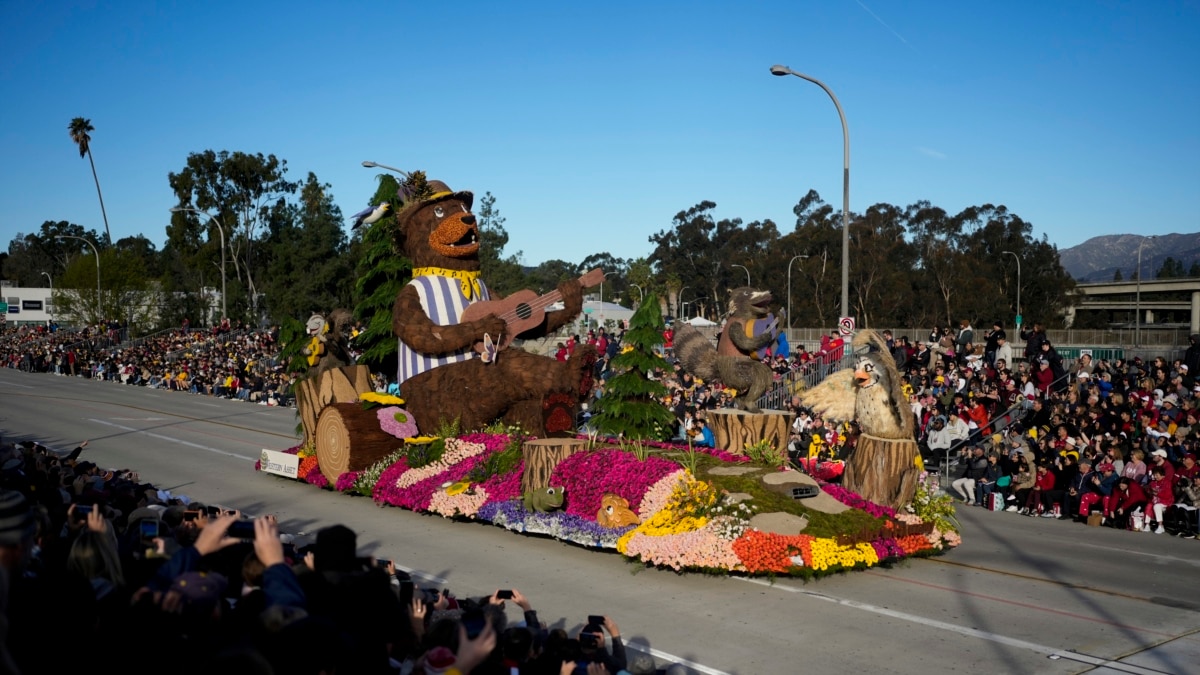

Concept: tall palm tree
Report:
left=68, top=117, right=111, bottom=244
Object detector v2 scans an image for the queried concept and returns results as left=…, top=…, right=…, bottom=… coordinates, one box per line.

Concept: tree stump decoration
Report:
left=843, top=433, right=922, bottom=510
left=706, top=409, right=790, bottom=456
left=520, top=438, right=587, bottom=494
left=314, top=403, right=403, bottom=483
left=296, top=365, right=373, bottom=446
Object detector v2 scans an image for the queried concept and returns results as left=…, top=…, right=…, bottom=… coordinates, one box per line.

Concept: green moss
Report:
left=468, top=435, right=523, bottom=482
left=677, top=452, right=885, bottom=539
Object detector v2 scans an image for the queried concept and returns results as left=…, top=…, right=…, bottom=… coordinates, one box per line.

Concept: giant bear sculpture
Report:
left=390, top=177, right=596, bottom=436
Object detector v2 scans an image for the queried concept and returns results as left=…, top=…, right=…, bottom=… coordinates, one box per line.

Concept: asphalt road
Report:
left=3, top=368, right=1199, bottom=674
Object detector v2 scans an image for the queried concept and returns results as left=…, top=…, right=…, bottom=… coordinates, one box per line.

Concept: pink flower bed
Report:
left=638, top=469, right=688, bottom=520
left=374, top=434, right=512, bottom=511
left=821, top=483, right=896, bottom=519
left=429, top=487, right=490, bottom=518
left=622, top=522, right=742, bottom=571
left=550, top=450, right=678, bottom=518
left=476, top=459, right=525, bottom=503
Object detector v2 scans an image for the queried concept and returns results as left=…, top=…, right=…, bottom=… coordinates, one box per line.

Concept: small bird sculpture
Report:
left=798, top=330, right=913, bottom=440
left=351, top=202, right=391, bottom=229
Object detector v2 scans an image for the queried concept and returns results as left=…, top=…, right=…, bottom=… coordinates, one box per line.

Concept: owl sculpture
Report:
left=799, top=330, right=913, bottom=440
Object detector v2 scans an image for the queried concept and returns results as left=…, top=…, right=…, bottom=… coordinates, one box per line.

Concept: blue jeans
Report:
left=975, top=481, right=996, bottom=506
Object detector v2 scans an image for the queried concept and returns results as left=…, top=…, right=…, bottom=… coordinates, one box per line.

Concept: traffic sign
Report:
left=838, top=316, right=856, bottom=336
left=0, top=302, right=7, bottom=313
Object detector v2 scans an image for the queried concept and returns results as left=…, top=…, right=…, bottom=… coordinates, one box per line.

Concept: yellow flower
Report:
left=445, top=481, right=469, bottom=496
left=360, top=392, right=406, bottom=406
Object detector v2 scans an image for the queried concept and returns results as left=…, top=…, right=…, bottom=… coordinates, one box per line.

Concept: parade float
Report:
left=257, top=170, right=960, bottom=578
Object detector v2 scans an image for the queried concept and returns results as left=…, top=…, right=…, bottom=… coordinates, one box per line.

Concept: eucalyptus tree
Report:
left=168, top=150, right=298, bottom=321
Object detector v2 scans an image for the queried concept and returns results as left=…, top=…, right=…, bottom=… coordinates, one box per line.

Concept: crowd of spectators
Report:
left=933, top=328, right=1200, bottom=537
left=0, top=322, right=301, bottom=407
left=0, top=436, right=685, bottom=675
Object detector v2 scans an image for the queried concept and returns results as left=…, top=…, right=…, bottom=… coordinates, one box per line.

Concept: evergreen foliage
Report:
left=352, top=174, right=411, bottom=372
left=590, top=291, right=676, bottom=441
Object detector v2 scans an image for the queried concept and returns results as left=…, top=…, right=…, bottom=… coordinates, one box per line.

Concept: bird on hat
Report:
left=350, top=202, right=392, bottom=229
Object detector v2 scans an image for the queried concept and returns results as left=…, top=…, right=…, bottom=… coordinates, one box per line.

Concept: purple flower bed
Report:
left=550, top=450, right=678, bottom=519
left=478, top=498, right=524, bottom=523
left=477, top=499, right=636, bottom=548
left=871, top=537, right=906, bottom=560
left=335, top=472, right=358, bottom=492
left=305, top=466, right=329, bottom=489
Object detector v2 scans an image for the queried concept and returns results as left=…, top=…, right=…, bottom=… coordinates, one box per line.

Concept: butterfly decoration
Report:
left=480, top=333, right=498, bottom=365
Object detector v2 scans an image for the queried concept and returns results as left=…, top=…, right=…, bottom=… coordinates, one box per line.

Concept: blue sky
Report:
left=2, top=1, right=1197, bottom=268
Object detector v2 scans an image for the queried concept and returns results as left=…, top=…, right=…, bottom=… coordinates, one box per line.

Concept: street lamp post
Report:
left=787, top=254, right=809, bottom=337
left=630, top=283, right=643, bottom=306
left=56, top=235, right=100, bottom=321
left=676, top=286, right=690, bottom=321
left=771, top=64, right=851, bottom=322
left=1001, top=251, right=1021, bottom=327
left=1135, top=235, right=1156, bottom=348
left=171, top=207, right=227, bottom=322
left=361, top=160, right=410, bottom=179
left=681, top=302, right=691, bottom=320
left=731, top=264, right=750, bottom=286
left=41, top=272, right=53, bottom=322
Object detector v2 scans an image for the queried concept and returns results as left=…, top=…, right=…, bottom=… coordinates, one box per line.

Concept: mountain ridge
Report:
left=1058, top=233, right=1200, bottom=282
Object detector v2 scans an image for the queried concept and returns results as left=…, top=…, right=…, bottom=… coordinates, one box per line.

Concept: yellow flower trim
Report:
left=411, top=266, right=483, bottom=299
left=616, top=478, right=714, bottom=554
left=445, top=481, right=470, bottom=496
left=806, top=539, right=880, bottom=572
left=360, top=392, right=406, bottom=405
left=405, top=435, right=439, bottom=444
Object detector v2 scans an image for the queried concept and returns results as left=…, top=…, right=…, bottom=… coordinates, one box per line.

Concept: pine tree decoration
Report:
left=590, top=291, right=676, bottom=440
left=352, top=173, right=414, bottom=371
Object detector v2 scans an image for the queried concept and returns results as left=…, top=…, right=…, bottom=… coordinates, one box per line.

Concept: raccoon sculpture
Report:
left=673, top=288, right=776, bottom=413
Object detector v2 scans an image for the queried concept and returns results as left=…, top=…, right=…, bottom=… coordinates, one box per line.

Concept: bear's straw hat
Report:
left=395, top=178, right=473, bottom=227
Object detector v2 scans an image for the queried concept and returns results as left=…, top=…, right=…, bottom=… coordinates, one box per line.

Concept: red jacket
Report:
left=1113, top=482, right=1148, bottom=512
left=1146, top=477, right=1175, bottom=507
left=1033, top=470, right=1055, bottom=491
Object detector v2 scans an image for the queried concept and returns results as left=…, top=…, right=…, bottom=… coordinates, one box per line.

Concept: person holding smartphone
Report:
left=576, top=615, right=626, bottom=674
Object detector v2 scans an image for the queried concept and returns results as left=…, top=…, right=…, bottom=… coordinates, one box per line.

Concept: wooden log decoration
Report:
left=843, top=433, right=922, bottom=511
left=296, top=365, right=373, bottom=446
left=521, top=438, right=587, bottom=495
left=706, top=409, right=790, bottom=456
left=315, top=402, right=403, bottom=483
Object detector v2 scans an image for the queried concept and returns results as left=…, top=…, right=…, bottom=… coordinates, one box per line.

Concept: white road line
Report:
left=0, top=381, right=34, bottom=388
left=734, top=577, right=1166, bottom=674
left=623, top=643, right=733, bottom=675
left=87, top=418, right=256, bottom=462
left=1068, top=540, right=1200, bottom=567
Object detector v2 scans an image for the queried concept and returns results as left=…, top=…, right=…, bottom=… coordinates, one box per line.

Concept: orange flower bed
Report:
left=895, top=533, right=931, bottom=555
left=298, top=455, right=319, bottom=479
left=732, top=530, right=814, bottom=573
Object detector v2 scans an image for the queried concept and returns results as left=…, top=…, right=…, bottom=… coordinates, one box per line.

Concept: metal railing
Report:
left=756, top=352, right=856, bottom=411
left=934, top=364, right=1077, bottom=487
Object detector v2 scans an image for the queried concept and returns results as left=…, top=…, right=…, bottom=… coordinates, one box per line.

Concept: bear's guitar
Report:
left=461, top=268, right=605, bottom=354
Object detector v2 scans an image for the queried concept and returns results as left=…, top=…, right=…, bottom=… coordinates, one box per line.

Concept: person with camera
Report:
left=575, top=615, right=627, bottom=674
left=952, top=446, right=988, bottom=505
